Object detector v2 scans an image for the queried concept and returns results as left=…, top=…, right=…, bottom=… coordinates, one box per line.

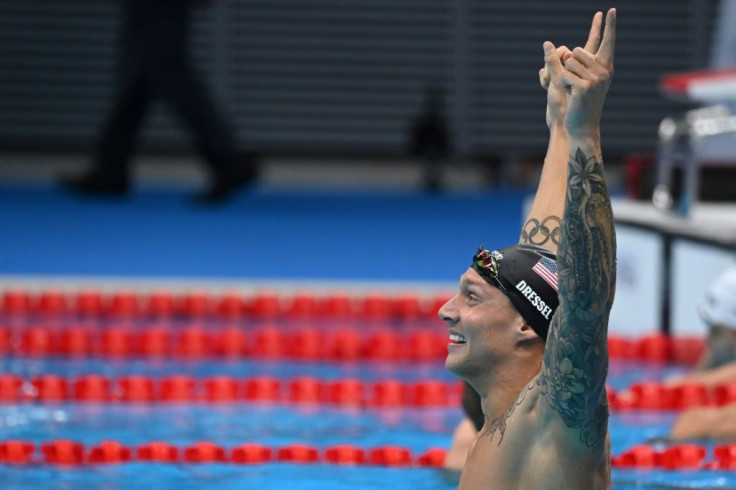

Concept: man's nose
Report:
left=437, top=295, right=458, bottom=324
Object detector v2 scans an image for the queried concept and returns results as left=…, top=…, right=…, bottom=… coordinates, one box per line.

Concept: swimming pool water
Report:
left=1, top=359, right=734, bottom=489
left=0, top=358, right=457, bottom=383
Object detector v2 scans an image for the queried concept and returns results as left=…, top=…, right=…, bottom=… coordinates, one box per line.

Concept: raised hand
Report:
left=540, top=46, right=572, bottom=130
left=540, top=11, right=605, bottom=131
left=554, top=8, right=616, bottom=138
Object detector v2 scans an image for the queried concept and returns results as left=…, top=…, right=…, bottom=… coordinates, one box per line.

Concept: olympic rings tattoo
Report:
left=520, top=216, right=562, bottom=246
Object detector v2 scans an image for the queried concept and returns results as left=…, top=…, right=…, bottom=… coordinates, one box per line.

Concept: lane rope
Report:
left=0, top=325, right=705, bottom=364
left=0, top=374, right=463, bottom=407
left=608, top=381, right=736, bottom=411
left=0, top=288, right=708, bottom=364
left=0, top=440, right=445, bottom=467
left=0, top=326, right=449, bottom=361
left=0, top=288, right=450, bottom=322
left=0, top=440, right=733, bottom=470
left=2, top=374, right=735, bottom=411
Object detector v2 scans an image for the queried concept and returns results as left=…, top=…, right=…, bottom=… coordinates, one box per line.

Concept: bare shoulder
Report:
left=460, top=378, right=610, bottom=489
left=525, top=427, right=612, bottom=489
left=458, top=377, right=542, bottom=484
left=482, top=369, right=607, bottom=459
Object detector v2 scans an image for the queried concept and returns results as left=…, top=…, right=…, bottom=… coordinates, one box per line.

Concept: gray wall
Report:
left=0, top=1, right=717, bottom=157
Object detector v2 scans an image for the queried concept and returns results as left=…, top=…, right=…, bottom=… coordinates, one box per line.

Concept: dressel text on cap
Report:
left=515, top=280, right=553, bottom=320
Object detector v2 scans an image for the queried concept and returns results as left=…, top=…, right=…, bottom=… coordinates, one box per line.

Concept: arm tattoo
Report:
left=539, top=148, right=616, bottom=452
left=520, top=216, right=562, bottom=246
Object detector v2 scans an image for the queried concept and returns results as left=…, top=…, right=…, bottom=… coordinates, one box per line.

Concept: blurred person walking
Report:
left=409, top=86, right=452, bottom=193
left=62, top=0, right=257, bottom=203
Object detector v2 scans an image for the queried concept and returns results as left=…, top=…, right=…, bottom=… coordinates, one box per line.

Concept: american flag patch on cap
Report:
left=532, top=256, right=558, bottom=291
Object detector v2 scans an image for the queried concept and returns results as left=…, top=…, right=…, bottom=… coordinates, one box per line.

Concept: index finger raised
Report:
left=598, top=8, right=616, bottom=64
left=583, top=11, right=603, bottom=53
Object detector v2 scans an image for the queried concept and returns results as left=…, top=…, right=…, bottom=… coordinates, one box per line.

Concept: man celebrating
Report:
left=439, top=9, right=617, bottom=489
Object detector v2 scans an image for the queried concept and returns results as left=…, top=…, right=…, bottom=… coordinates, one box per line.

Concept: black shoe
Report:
left=423, top=175, right=442, bottom=193
left=194, top=153, right=259, bottom=204
left=194, top=166, right=259, bottom=204
left=60, top=173, right=129, bottom=197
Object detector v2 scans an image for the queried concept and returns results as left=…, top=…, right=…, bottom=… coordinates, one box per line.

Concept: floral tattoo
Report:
left=538, top=148, right=616, bottom=452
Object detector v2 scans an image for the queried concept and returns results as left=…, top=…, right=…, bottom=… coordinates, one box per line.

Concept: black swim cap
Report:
left=471, top=244, right=559, bottom=340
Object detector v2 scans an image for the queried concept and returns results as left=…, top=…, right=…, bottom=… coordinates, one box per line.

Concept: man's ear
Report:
left=516, top=319, right=540, bottom=343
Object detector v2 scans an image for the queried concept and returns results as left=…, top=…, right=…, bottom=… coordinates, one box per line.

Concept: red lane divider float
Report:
left=0, top=374, right=463, bottom=407
left=0, top=440, right=35, bottom=464
left=0, top=288, right=452, bottom=322
left=0, top=439, right=446, bottom=467
left=0, top=289, right=710, bottom=363
left=231, top=443, right=272, bottom=464
left=41, top=440, right=85, bottom=465
left=4, top=374, right=736, bottom=411
left=607, top=334, right=705, bottom=365
left=88, top=441, right=133, bottom=464
left=137, top=442, right=180, bottom=462
left=4, top=440, right=736, bottom=470
left=611, top=444, right=717, bottom=470
left=607, top=381, right=736, bottom=411
left=1, top=326, right=451, bottom=362
left=0, top=324, right=707, bottom=365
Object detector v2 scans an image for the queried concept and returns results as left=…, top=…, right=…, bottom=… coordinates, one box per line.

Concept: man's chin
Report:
left=445, top=348, right=479, bottom=380
left=444, top=353, right=464, bottom=376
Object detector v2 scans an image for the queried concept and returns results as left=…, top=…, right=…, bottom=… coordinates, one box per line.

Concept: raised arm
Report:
left=538, top=9, right=617, bottom=453
left=521, top=13, right=604, bottom=254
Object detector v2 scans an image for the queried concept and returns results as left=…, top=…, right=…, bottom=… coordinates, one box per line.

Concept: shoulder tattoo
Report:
left=482, top=378, right=539, bottom=445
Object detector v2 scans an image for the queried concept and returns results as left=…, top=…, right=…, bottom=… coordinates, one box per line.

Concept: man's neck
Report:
left=475, top=356, right=543, bottom=426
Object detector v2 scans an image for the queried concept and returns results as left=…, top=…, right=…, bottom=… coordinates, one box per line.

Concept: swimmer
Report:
left=439, top=9, right=617, bottom=489
left=670, top=404, right=736, bottom=441
left=444, top=38, right=582, bottom=471
left=665, top=265, right=736, bottom=390
left=668, top=266, right=736, bottom=441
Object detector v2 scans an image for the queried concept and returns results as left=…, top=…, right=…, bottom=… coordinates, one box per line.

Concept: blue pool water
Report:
left=0, top=357, right=458, bottom=383
left=1, top=168, right=729, bottom=488
left=0, top=359, right=735, bottom=489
